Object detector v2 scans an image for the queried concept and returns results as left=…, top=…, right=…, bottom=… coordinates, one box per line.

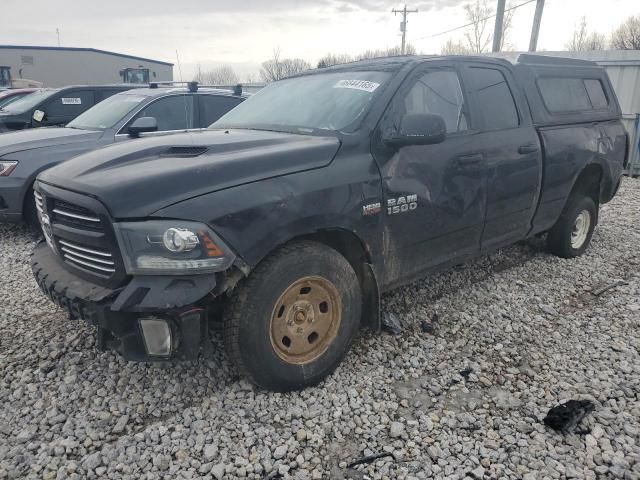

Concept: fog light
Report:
left=139, top=317, right=172, bottom=356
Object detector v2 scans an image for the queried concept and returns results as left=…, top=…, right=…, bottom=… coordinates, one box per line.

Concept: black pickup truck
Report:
left=31, top=54, right=628, bottom=391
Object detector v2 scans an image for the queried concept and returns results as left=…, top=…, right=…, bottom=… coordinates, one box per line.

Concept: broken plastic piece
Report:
left=420, top=320, right=435, bottom=334
left=544, top=400, right=595, bottom=433
left=382, top=313, right=402, bottom=335
left=347, top=452, right=394, bottom=468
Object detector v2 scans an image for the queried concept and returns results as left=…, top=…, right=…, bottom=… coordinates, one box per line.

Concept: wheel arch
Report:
left=263, top=228, right=381, bottom=332
left=569, top=163, right=603, bottom=206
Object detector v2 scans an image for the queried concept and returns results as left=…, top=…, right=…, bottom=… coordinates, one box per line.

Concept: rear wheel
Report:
left=224, top=241, right=361, bottom=391
left=547, top=194, right=597, bottom=258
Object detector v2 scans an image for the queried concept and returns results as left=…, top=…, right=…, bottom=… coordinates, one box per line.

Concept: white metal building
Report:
left=0, top=45, right=173, bottom=88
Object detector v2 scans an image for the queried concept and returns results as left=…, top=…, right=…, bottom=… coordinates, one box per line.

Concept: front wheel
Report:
left=547, top=194, right=597, bottom=258
left=224, top=241, right=361, bottom=391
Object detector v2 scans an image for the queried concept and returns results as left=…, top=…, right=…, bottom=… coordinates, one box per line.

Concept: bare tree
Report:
left=260, top=49, right=312, bottom=82
left=565, top=17, right=607, bottom=51
left=317, top=53, right=353, bottom=68
left=610, top=15, right=640, bottom=50
left=441, top=39, right=471, bottom=55
left=464, top=0, right=492, bottom=53
left=193, top=65, right=239, bottom=85
left=356, top=44, right=417, bottom=60
left=316, top=44, right=420, bottom=70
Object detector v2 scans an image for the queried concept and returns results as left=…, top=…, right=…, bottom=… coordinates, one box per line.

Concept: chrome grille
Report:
left=34, top=190, right=55, bottom=250
left=58, top=239, right=115, bottom=274
left=35, top=187, right=124, bottom=283
left=34, top=190, right=44, bottom=214
left=51, top=199, right=103, bottom=231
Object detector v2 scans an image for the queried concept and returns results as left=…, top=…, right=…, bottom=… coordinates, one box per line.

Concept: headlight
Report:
left=0, top=161, right=18, bottom=176
left=114, top=220, right=235, bottom=275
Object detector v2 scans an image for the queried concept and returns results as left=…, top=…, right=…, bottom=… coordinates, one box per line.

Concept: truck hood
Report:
left=39, top=129, right=341, bottom=218
left=0, top=127, right=102, bottom=157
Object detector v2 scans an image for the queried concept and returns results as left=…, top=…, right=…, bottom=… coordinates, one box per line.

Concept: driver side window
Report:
left=130, top=95, right=195, bottom=132
left=403, top=70, right=469, bottom=134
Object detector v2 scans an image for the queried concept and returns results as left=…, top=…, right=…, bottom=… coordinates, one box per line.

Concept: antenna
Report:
left=174, top=50, right=192, bottom=140
left=56, top=28, right=61, bottom=47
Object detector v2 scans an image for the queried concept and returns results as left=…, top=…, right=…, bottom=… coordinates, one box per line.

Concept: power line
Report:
left=414, top=0, right=537, bottom=41
left=392, top=5, right=419, bottom=55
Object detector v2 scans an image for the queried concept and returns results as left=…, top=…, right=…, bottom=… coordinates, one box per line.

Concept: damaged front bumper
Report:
left=31, top=241, right=217, bottom=361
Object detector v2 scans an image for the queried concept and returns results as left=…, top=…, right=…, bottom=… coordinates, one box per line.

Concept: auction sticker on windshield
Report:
left=334, top=80, right=380, bottom=93
left=61, top=98, right=82, bottom=105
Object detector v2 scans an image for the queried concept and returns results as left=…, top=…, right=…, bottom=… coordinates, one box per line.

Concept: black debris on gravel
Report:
left=382, top=313, right=402, bottom=335
left=543, top=400, right=596, bottom=433
left=347, top=452, right=394, bottom=469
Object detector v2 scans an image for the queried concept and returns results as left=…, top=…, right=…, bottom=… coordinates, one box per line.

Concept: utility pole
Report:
left=392, top=5, right=418, bottom=55
left=528, top=0, right=545, bottom=52
left=492, top=0, right=506, bottom=52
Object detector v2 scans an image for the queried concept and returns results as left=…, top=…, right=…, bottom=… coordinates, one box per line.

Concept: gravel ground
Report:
left=1, top=179, right=639, bottom=480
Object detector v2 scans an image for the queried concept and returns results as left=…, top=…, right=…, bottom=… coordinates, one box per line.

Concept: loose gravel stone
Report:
left=1, top=179, right=639, bottom=479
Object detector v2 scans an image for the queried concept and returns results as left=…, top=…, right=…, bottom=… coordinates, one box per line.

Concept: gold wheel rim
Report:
left=269, top=275, right=342, bottom=365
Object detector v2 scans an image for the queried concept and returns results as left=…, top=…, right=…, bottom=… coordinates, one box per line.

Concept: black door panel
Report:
left=372, top=64, right=487, bottom=284
left=462, top=64, right=542, bottom=250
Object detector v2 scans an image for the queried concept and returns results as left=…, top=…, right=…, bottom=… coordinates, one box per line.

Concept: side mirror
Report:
left=32, top=109, right=46, bottom=123
left=385, top=113, right=447, bottom=147
left=128, top=117, right=158, bottom=137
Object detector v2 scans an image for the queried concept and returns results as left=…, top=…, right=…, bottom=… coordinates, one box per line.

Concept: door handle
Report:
left=518, top=143, right=539, bottom=155
left=457, top=154, right=483, bottom=165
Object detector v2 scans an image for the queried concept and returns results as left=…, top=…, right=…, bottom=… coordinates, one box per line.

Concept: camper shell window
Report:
left=537, top=76, right=609, bottom=113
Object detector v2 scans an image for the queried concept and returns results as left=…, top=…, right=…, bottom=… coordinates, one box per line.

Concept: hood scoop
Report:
left=163, top=146, right=208, bottom=157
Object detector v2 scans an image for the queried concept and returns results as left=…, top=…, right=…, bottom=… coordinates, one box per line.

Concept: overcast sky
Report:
left=1, top=0, right=638, bottom=80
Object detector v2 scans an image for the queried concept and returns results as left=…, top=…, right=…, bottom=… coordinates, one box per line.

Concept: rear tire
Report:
left=547, top=194, right=597, bottom=258
left=224, top=241, right=361, bottom=392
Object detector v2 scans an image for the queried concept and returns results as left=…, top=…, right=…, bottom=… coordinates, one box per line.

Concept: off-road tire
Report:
left=224, top=241, right=361, bottom=391
left=547, top=194, right=597, bottom=258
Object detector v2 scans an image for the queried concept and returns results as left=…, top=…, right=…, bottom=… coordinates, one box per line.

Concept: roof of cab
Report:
left=302, top=53, right=599, bottom=76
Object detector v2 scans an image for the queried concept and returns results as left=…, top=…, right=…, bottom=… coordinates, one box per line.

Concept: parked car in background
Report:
left=0, top=82, right=246, bottom=225
left=30, top=55, right=627, bottom=391
left=0, top=84, right=140, bottom=132
left=0, top=88, right=37, bottom=109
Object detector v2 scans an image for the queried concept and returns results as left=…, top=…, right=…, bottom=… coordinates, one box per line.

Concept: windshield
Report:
left=212, top=71, right=391, bottom=133
left=67, top=93, right=148, bottom=130
left=0, top=93, right=30, bottom=109
left=0, top=89, right=57, bottom=114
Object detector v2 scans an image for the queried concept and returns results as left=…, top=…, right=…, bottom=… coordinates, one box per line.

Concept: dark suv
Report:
left=0, top=83, right=246, bottom=224
left=31, top=55, right=627, bottom=391
left=0, top=84, right=139, bottom=132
